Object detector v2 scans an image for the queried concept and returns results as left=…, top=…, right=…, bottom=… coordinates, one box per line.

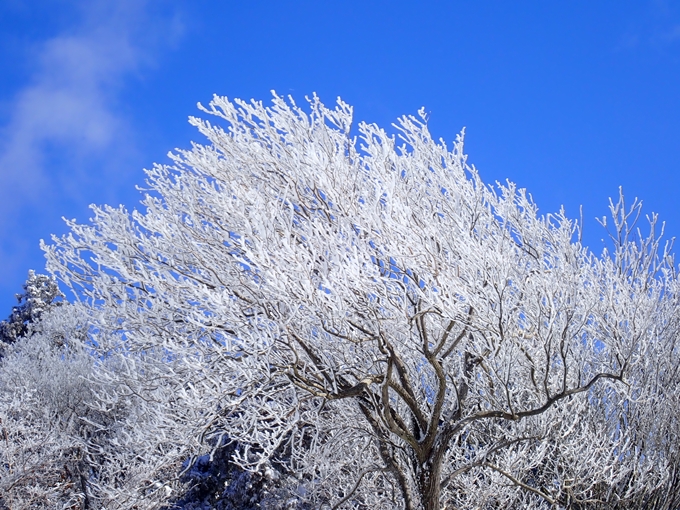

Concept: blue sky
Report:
left=1, top=0, right=680, bottom=314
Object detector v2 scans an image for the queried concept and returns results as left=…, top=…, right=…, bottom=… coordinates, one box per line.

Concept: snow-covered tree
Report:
left=0, top=305, right=190, bottom=509
left=0, top=270, right=63, bottom=347
left=42, top=93, right=680, bottom=509
left=0, top=304, right=99, bottom=508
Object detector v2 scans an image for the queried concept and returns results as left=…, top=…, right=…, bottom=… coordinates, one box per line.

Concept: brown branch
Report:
left=440, top=435, right=541, bottom=491
left=449, top=371, right=624, bottom=432
left=380, top=359, right=421, bottom=454
left=482, top=462, right=555, bottom=505
left=331, top=466, right=390, bottom=509
left=356, top=401, right=419, bottom=510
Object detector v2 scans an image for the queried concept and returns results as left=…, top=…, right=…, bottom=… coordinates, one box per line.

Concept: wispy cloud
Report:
left=0, top=0, right=182, bottom=282
left=614, top=1, right=680, bottom=52
left=1, top=1, right=182, bottom=200
left=657, top=24, right=680, bottom=43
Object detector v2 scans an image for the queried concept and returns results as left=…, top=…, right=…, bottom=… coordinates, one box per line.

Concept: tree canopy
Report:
left=2, top=94, right=680, bottom=509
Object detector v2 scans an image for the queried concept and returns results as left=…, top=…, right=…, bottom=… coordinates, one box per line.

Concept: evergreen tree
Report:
left=0, top=270, right=63, bottom=347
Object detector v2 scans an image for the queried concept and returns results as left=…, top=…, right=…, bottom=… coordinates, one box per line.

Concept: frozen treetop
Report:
left=36, top=93, right=680, bottom=509
left=0, top=270, right=63, bottom=345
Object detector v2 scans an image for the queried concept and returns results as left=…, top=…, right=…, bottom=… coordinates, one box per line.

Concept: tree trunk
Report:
left=419, top=448, right=446, bottom=510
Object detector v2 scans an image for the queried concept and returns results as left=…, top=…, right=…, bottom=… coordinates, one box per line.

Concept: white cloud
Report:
left=0, top=0, right=181, bottom=282
left=1, top=1, right=179, bottom=197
